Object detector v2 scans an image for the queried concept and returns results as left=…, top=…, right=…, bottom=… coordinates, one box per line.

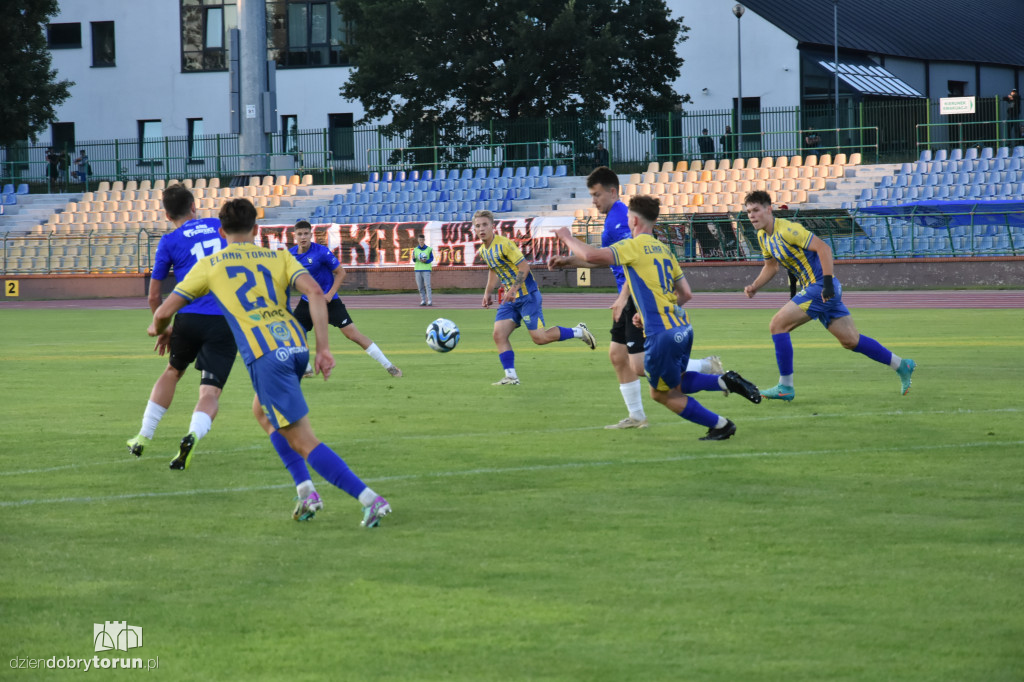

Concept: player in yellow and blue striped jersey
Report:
left=474, top=209, right=596, bottom=386
left=742, top=190, right=915, bottom=400
left=148, top=198, right=391, bottom=528
left=554, top=196, right=761, bottom=440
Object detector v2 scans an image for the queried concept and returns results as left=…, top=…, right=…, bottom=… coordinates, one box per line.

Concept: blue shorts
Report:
left=495, top=289, right=546, bottom=331
left=643, top=324, right=694, bottom=392
left=247, top=347, right=310, bottom=430
left=793, top=280, right=851, bottom=329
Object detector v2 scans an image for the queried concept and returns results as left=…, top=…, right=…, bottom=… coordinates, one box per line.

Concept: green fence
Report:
left=3, top=96, right=1022, bottom=190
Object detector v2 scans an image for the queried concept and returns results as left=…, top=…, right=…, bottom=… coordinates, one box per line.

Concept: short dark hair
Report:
left=586, top=166, right=619, bottom=190
left=417, top=233, right=426, bottom=239
left=219, top=198, right=258, bottom=234
left=743, top=190, right=773, bottom=207
left=162, top=184, right=195, bottom=221
left=628, top=195, right=660, bottom=223
left=293, top=220, right=312, bottom=232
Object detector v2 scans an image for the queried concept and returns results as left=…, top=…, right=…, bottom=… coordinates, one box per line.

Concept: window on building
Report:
left=52, top=122, right=76, bottom=157
left=180, top=0, right=237, bottom=72
left=327, top=113, right=354, bottom=160
left=266, top=1, right=353, bottom=68
left=281, top=115, right=299, bottom=154
left=91, top=22, right=116, bottom=67
left=187, top=118, right=205, bottom=164
left=947, top=80, right=967, bottom=98
left=47, top=23, right=82, bottom=49
left=138, top=120, right=163, bottom=164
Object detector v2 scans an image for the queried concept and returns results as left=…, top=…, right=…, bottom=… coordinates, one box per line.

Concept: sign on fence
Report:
left=939, top=97, right=976, bottom=115
left=254, top=216, right=575, bottom=267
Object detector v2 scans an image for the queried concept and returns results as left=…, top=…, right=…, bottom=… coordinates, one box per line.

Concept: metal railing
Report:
left=915, top=118, right=1024, bottom=153
left=653, top=126, right=880, bottom=165
left=365, top=140, right=575, bottom=175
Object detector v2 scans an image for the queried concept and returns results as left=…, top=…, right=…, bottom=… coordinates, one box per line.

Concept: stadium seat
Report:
left=541, top=165, right=554, bottom=177
left=527, top=166, right=540, bottom=178
left=2, top=184, right=13, bottom=195
left=16, top=183, right=29, bottom=195
left=981, top=147, right=994, bottom=159
left=934, top=149, right=948, bottom=162
left=514, top=167, right=527, bottom=178
left=919, top=149, right=932, bottom=162
left=473, top=168, right=486, bottom=180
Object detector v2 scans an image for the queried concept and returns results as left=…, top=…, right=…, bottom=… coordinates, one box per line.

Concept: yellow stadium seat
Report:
left=761, top=156, right=774, bottom=169
left=690, top=160, right=702, bottom=172
left=704, top=159, right=717, bottom=172
left=818, top=153, right=832, bottom=166
left=124, top=180, right=138, bottom=192
left=153, top=180, right=166, bottom=191
left=646, top=162, right=659, bottom=173
left=674, top=160, right=688, bottom=172
left=747, top=157, right=759, bottom=170
left=849, top=152, right=862, bottom=165
left=804, top=155, right=818, bottom=167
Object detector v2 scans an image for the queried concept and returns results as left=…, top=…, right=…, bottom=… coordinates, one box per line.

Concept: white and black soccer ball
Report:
left=426, top=318, right=460, bottom=353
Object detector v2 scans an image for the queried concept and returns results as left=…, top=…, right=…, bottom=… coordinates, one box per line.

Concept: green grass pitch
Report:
left=1, top=305, right=1022, bottom=681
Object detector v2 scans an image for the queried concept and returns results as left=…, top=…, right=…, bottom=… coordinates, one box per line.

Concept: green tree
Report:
left=336, top=0, right=687, bottom=167
left=0, top=1, right=74, bottom=148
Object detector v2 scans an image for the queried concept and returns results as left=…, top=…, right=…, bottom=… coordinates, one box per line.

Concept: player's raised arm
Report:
left=294, top=271, right=334, bottom=379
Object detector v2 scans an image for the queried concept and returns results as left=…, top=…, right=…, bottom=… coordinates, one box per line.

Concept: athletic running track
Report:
left=2, top=290, right=1022, bottom=310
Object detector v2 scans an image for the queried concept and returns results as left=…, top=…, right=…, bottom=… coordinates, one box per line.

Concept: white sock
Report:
left=889, top=353, right=902, bottom=370
left=779, top=374, right=794, bottom=387
left=685, top=358, right=706, bottom=373
left=714, top=416, right=728, bottom=429
left=297, top=480, right=316, bottom=499
left=139, top=401, right=167, bottom=439
left=188, top=411, right=213, bottom=441
left=364, top=342, right=391, bottom=369
left=505, top=368, right=518, bottom=379
left=573, top=325, right=583, bottom=338
left=619, top=380, right=645, bottom=420
left=357, top=487, right=378, bottom=506
left=718, top=376, right=728, bottom=392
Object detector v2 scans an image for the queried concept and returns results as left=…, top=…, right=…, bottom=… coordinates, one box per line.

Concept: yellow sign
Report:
left=576, top=268, right=591, bottom=287
left=4, top=280, right=18, bottom=297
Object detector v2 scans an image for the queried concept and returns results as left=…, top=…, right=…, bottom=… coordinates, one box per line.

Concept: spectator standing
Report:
left=74, top=150, right=89, bottom=184
left=697, top=129, right=715, bottom=161
left=720, top=126, right=737, bottom=160
left=592, top=142, right=610, bottom=169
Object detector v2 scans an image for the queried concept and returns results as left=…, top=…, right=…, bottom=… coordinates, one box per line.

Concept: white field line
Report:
left=1, top=406, right=1020, bottom=480
left=2, top=437, right=1021, bottom=508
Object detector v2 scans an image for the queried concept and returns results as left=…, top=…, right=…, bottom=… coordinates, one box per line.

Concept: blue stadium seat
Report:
left=950, top=148, right=963, bottom=161
left=899, top=163, right=912, bottom=175
left=965, top=147, right=978, bottom=160
left=421, top=169, right=433, bottom=181
left=1, top=184, right=13, bottom=195
left=312, top=205, right=326, bottom=218
left=918, top=149, right=932, bottom=162
left=381, top=171, right=393, bottom=183
left=981, top=147, right=994, bottom=159
left=394, top=171, right=407, bottom=182
left=554, top=165, right=568, bottom=176
left=499, top=199, right=513, bottom=212
left=16, top=183, right=28, bottom=194
left=879, top=175, right=893, bottom=188
left=541, top=165, right=554, bottom=177
left=514, top=167, right=527, bottom=178
left=996, top=147, right=1009, bottom=159
left=501, top=167, right=513, bottom=179
left=474, top=168, right=486, bottom=180
left=487, top=167, right=499, bottom=180
left=408, top=170, right=420, bottom=181
left=368, top=172, right=380, bottom=183
left=894, top=175, right=908, bottom=188
left=1012, top=146, right=1024, bottom=158
left=934, top=149, right=948, bottom=161
left=435, top=169, right=448, bottom=181
left=527, top=166, right=540, bottom=178
left=460, top=169, right=474, bottom=180
left=2, top=193, right=16, bottom=205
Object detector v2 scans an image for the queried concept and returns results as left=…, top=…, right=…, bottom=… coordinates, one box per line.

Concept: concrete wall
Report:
left=3, top=259, right=1021, bottom=301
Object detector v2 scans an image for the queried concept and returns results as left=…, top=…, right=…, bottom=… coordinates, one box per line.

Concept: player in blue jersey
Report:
left=126, top=184, right=237, bottom=470
left=289, top=220, right=401, bottom=378
left=474, top=209, right=596, bottom=385
left=742, top=190, right=915, bottom=399
left=548, top=166, right=722, bottom=428
left=148, top=198, right=391, bottom=527
left=554, top=195, right=761, bottom=440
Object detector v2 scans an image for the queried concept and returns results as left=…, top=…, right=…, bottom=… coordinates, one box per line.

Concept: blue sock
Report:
left=499, top=350, right=515, bottom=371
left=270, top=431, right=311, bottom=487
left=679, top=397, right=720, bottom=428
left=557, top=326, right=574, bottom=341
left=681, top=371, right=722, bottom=394
left=772, top=332, right=794, bottom=376
left=853, top=335, right=893, bottom=366
left=306, top=443, right=367, bottom=500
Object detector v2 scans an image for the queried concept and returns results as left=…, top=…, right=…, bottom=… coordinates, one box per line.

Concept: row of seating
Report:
left=368, top=165, right=568, bottom=183
left=645, top=152, right=862, bottom=174
left=92, top=174, right=313, bottom=194
left=918, top=146, right=1024, bottom=162
left=2, top=184, right=30, bottom=196
left=353, top=175, right=551, bottom=195
left=857, top=182, right=1024, bottom=206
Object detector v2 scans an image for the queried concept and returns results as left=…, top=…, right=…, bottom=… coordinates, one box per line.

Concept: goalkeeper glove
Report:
left=822, top=275, right=835, bottom=301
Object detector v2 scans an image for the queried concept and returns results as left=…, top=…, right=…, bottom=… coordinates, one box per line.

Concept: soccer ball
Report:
left=426, top=318, right=459, bottom=353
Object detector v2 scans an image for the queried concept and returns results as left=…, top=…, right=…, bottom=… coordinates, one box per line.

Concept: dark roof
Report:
left=737, top=0, right=1024, bottom=67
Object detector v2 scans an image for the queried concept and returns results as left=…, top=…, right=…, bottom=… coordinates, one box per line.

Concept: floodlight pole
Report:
left=733, top=4, right=745, bottom=158
left=834, top=0, right=840, bottom=140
